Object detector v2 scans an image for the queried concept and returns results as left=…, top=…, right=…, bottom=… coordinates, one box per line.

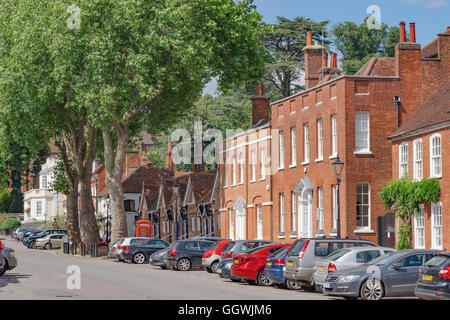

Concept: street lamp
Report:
left=331, top=155, right=344, bottom=239
left=172, top=179, right=179, bottom=240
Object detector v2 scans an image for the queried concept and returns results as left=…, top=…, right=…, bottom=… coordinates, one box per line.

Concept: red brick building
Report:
left=219, top=23, right=449, bottom=246
left=389, top=81, right=449, bottom=251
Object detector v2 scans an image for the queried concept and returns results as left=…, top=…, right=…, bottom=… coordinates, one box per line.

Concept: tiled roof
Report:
left=421, top=38, right=438, bottom=59
left=392, top=81, right=450, bottom=138
left=190, top=170, right=217, bottom=204
left=98, top=166, right=172, bottom=197
left=355, top=57, right=395, bottom=77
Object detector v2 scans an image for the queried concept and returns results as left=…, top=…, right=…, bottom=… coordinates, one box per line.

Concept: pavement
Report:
left=0, top=237, right=333, bottom=300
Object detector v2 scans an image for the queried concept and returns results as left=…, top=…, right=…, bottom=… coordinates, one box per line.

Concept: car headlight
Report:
left=337, top=274, right=360, bottom=283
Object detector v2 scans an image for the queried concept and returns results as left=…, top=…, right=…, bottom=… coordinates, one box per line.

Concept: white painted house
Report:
left=23, top=156, right=66, bottom=223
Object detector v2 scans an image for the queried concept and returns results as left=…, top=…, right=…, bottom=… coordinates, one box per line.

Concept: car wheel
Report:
left=132, top=253, right=146, bottom=264
left=286, top=279, right=302, bottom=290
left=30, top=242, right=36, bottom=249
left=177, top=258, right=191, bottom=271
left=0, top=260, right=7, bottom=276
left=360, top=278, right=384, bottom=301
left=44, top=243, right=52, bottom=250
left=205, top=266, right=213, bottom=273
left=257, top=270, right=273, bottom=286
left=211, top=261, right=220, bottom=273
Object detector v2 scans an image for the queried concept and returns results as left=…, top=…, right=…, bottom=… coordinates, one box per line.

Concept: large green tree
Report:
left=332, top=19, right=401, bottom=74
left=263, top=17, right=330, bottom=98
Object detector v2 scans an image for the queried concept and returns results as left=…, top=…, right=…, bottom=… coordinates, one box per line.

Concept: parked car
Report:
left=415, top=252, right=450, bottom=300
left=12, top=227, right=35, bottom=240
left=322, top=249, right=441, bottom=300
left=190, top=236, right=230, bottom=242
left=232, top=243, right=292, bottom=286
left=35, top=233, right=67, bottom=249
left=202, top=240, right=231, bottom=273
left=220, top=240, right=273, bottom=260
left=284, top=238, right=378, bottom=290
left=108, top=238, right=125, bottom=258
left=120, top=239, right=170, bottom=264
left=217, top=258, right=235, bottom=281
left=0, top=240, right=5, bottom=271
left=114, top=237, right=151, bottom=261
left=165, top=239, right=216, bottom=271
left=26, top=229, right=68, bottom=249
left=263, top=247, right=299, bottom=288
left=21, top=229, right=41, bottom=244
left=313, top=246, right=396, bottom=288
left=149, top=247, right=170, bottom=269
left=0, top=246, right=17, bottom=276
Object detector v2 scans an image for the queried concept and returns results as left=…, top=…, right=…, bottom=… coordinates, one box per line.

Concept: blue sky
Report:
left=203, top=0, right=449, bottom=95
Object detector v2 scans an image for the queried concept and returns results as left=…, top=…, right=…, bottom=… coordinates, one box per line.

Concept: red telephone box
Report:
left=135, top=220, right=152, bottom=237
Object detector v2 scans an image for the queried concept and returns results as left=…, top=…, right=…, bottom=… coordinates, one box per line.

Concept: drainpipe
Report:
left=394, top=97, right=401, bottom=128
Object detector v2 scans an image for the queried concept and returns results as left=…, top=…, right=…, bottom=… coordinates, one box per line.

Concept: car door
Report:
left=184, top=241, right=203, bottom=268
left=146, top=240, right=165, bottom=255
left=385, top=253, right=427, bottom=296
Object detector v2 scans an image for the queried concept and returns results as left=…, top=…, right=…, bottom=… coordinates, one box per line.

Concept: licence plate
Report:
left=317, top=266, right=324, bottom=272
left=422, top=274, right=433, bottom=281
left=323, top=282, right=331, bottom=289
left=287, top=261, right=294, bottom=267
left=267, top=262, right=272, bottom=266
left=234, top=259, right=239, bottom=264
left=164, top=258, right=167, bottom=263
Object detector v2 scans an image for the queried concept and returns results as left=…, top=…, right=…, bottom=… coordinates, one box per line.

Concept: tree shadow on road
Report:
left=0, top=273, right=32, bottom=289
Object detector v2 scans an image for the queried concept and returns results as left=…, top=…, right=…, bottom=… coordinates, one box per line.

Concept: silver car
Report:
left=284, top=238, right=378, bottom=290
left=313, top=246, right=396, bottom=287
left=0, top=246, right=17, bottom=276
left=114, top=237, right=150, bottom=261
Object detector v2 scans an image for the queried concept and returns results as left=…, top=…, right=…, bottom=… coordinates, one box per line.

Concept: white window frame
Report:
left=332, top=185, right=338, bottom=232
left=356, top=183, right=371, bottom=230
left=239, top=152, right=244, bottom=184
left=317, top=187, right=324, bottom=234
left=431, top=202, right=442, bottom=249
left=331, top=115, right=337, bottom=157
left=232, top=155, right=237, bottom=186
left=413, top=139, right=423, bottom=181
left=250, top=150, right=256, bottom=182
left=399, top=142, right=408, bottom=178
left=291, top=191, right=297, bottom=234
left=256, top=205, right=263, bottom=240
left=430, top=134, right=442, bottom=178
left=279, top=131, right=285, bottom=170
left=36, top=201, right=42, bottom=215
left=191, top=216, right=195, bottom=232
left=291, top=127, right=296, bottom=166
left=279, top=193, right=285, bottom=234
left=317, top=119, right=323, bottom=161
left=197, top=216, right=201, bottom=231
left=260, top=147, right=265, bottom=180
left=229, top=208, right=234, bottom=240
left=40, top=175, right=48, bottom=189
left=414, top=204, right=425, bottom=249
left=355, top=112, right=370, bottom=153
left=303, top=124, right=309, bottom=164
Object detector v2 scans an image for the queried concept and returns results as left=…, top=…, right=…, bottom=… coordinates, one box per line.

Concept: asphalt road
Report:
left=0, top=237, right=332, bottom=300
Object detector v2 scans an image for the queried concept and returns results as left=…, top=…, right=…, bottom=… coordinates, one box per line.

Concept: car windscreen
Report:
left=424, top=255, right=450, bottom=268
left=245, top=245, right=270, bottom=255
left=240, top=242, right=264, bottom=252
left=365, top=251, right=399, bottom=266
left=222, top=242, right=235, bottom=253
left=271, top=246, right=289, bottom=257
left=287, top=240, right=307, bottom=256
left=208, top=241, right=221, bottom=251
left=325, top=248, right=351, bottom=261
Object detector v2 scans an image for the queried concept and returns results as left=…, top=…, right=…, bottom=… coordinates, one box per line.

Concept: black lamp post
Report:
left=331, top=155, right=344, bottom=239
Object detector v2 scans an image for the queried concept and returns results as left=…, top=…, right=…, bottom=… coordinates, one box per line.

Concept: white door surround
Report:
left=234, top=196, right=247, bottom=240
left=293, top=177, right=314, bottom=238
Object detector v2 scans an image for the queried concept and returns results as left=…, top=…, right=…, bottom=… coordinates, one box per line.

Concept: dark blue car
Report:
left=264, top=247, right=289, bottom=287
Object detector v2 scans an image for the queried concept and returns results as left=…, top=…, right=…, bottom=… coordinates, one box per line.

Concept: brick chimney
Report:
left=251, top=82, right=270, bottom=127
left=166, top=141, right=175, bottom=176
left=321, top=52, right=341, bottom=80
left=395, top=21, right=422, bottom=123
left=303, top=31, right=325, bottom=89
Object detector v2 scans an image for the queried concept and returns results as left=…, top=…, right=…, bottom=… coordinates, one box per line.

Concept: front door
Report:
left=236, top=207, right=246, bottom=240
left=298, top=191, right=312, bottom=238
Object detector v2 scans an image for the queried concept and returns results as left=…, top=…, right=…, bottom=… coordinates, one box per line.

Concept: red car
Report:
left=202, top=240, right=231, bottom=273
left=231, top=243, right=291, bottom=286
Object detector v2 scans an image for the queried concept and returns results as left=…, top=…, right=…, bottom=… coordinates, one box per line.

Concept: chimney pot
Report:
left=331, top=53, right=338, bottom=69
left=409, top=23, right=416, bottom=43
left=322, top=51, right=328, bottom=68
left=399, top=21, right=406, bottom=42
left=261, top=84, right=266, bottom=96
left=255, top=82, right=260, bottom=95
left=306, top=31, right=313, bottom=46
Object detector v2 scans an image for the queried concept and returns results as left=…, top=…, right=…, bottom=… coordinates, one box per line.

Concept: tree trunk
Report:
left=103, top=126, right=129, bottom=242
